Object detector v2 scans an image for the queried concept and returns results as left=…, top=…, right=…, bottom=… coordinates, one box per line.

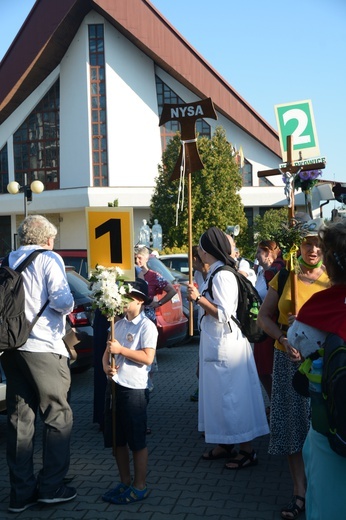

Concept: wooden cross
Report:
left=159, top=98, right=217, bottom=335
left=257, top=135, right=326, bottom=313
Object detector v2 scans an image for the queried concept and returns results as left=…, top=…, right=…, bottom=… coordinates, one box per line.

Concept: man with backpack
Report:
left=287, top=220, right=346, bottom=520
left=1, top=215, right=75, bottom=513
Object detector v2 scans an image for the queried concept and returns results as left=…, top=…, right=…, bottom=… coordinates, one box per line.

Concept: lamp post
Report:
left=7, top=173, right=44, bottom=218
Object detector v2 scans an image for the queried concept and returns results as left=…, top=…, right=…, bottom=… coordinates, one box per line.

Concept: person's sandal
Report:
left=281, top=495, right=305, bottom=519
left=224, top=449, right=258, bottom=469
left=102, top=483, right=129, bottom=502
left=202, top=444, right=236, bottom=460
left=110, top=485, right=148, bottom=505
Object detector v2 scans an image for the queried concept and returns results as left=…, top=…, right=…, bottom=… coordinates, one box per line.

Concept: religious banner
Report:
left=159, top=98, right=217, bottom=180
left=159, top=97, right=217, bottom=335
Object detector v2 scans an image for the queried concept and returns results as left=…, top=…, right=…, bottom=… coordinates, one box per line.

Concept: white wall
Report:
left=59, top=18, right=92, bottom=188
left=105, top=20, right=162, bottom=188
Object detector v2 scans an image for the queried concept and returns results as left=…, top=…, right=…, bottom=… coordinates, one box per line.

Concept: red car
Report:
left=57, top=250, right=188, bottom=349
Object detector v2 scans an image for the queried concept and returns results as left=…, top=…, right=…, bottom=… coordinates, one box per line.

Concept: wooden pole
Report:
left=187, top=171, right=194, bottom=336
left=286, top=135, right=298, bottom=315
left=110, top=317, right=116, bottom=456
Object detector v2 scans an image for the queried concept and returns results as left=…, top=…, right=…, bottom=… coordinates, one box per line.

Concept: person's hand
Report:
left=148, top=300, right=160, bottom=308
left=281, top=337, right=301, bottom=361
left=103, top=363, right=118, bottom=379
left=187, top=283, right=200, bottom=302
left=287, top=313, right=297, bottom=326
left=107, top=339, right=122, bottom=355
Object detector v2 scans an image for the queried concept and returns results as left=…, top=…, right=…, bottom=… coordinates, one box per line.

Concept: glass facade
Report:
left=0, top=143, right=9, bottom=194
left=13, top=81, right=60, bottom=190
left=88, top=24, right=108, bottom=186
left=155, top=76, right=211, bottom=150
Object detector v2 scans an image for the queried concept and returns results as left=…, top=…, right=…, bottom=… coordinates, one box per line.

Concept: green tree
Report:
left=150, top=127, right=247, bottom=248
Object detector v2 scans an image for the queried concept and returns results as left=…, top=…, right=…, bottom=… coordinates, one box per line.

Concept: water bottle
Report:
left=309, top=358, right=328, bottom=434
left=249, top=302, right=259, bottom=321
left=309, top=358, right=323, bottom=393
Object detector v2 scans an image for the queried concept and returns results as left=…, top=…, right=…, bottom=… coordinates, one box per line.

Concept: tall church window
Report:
left=89, top=24, right=108, bottom=186
left=0, top=143, right=9, bottom=194
left=13, top=81, right=60, bottom=190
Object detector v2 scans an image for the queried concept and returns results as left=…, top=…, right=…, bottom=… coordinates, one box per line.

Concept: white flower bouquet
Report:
left=89, top=265, right=132, bottom=319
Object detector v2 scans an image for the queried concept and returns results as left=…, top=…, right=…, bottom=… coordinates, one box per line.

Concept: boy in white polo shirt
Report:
left=101, top=281, right=158, bottom=505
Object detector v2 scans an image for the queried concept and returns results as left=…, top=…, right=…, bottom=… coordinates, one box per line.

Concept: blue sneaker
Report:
left=110, top=485, right=148, bottom=504
left=102, top=483, right=129, bottom=502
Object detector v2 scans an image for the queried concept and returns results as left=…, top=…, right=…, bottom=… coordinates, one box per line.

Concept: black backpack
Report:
left=322, top=333, right=346, bottom=457
left=0, top=249, right=48, bottom=351
left=204, top=265, right=267, bottom=343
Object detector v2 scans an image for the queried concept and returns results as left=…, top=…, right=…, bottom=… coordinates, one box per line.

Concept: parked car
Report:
left=159, top=253, right=189, bottom=274
left=146, top=256, right=189, bottom=348
left=64, top=267, right=94, bottom=372
left=147, top=256, right=198, bottom=337
left=56, top=249, right=89, bottom=279
left=57, top=249, right=189, bottom=349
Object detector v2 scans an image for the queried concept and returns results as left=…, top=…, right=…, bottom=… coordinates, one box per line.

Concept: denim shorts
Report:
left=114, top=383, right=148, bottom=451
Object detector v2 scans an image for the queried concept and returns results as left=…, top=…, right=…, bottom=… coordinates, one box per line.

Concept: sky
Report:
left=1, top=0, right=345, bottom=215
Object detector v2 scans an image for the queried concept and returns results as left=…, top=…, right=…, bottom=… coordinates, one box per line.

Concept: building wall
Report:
left=60, top=19, right=91, bottom=188
left=0, top=8, right=327, bottom=252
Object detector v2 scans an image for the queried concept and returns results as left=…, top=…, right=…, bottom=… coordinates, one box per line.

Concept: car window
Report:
left=147, top=257, right=176, bottom=283
left=61, top=257, right=89, bottom=278
left=66, top=271, right=92, bottom=299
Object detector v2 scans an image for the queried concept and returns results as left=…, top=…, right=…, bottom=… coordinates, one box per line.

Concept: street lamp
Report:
left=7, top=173, right=44, bottom=217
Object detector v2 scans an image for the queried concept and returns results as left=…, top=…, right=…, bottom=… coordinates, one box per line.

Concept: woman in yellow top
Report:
left=258, top=219, right=330, bottom=520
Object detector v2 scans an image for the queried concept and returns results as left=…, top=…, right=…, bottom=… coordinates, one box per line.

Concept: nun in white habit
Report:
left=188, top=227, right=269, bottom=469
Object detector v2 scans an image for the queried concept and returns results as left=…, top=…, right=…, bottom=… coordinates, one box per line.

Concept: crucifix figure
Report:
left=159, top=98, right=217, bottom=334
left=258, top=135, right=326, bottom=313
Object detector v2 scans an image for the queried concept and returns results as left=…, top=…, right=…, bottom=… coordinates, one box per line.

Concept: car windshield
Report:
left=147, top=257, right=176, bottom=283
left=66, top=271, right=92, bottom=299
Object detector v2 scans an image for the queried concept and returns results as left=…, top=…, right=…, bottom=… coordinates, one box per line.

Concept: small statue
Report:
left=152, top=219, right=162, bottom=250
left=139, top=219, right=151, bottom=247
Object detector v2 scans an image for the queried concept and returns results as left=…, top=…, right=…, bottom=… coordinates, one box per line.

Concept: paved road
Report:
left=0, top=339, right=302, bottom=519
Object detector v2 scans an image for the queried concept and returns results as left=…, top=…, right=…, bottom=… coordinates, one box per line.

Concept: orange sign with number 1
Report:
left=86, top=207, right=135, bottom=280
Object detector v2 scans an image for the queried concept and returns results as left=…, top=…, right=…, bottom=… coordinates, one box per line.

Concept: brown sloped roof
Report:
left=0, top=0, right=280, bottom=157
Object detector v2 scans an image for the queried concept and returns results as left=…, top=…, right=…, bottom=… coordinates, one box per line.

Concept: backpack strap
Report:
left=204, top=265, right=235, bottom=300
left=15, top=249, right=48, bottom=273
left=15, top=249, right=50, bottom=330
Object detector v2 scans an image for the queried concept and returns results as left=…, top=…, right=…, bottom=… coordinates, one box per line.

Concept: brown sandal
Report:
left=224, top=449, right=258, bottom=469
left=281, top=495, right=305, bottom=519
left=202, top=444, right=236, bottom=460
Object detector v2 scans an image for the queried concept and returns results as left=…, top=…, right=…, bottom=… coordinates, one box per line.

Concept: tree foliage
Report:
left=150, top=127, right=247, bottom=248
left=252, top=207, right=304, bottom=256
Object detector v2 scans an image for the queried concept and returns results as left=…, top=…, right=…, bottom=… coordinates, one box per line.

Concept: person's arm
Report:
left=257, top=287, right=283, bottom=341
left=107, top=338, right=156, bottom=366
left=150, top=282, right=177, bottom=308
left=258, top=287, right=301, bottom=361
left=45, top=255, right=74, bottom=314
left=187, top=282, right=218, bottom=319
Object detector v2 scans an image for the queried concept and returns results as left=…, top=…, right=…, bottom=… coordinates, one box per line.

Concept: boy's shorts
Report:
left=103, top=382, right=148, bottom=451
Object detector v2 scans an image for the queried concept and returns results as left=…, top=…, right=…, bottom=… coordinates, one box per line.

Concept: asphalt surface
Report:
left=0, top=338, right=302, bottom=519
